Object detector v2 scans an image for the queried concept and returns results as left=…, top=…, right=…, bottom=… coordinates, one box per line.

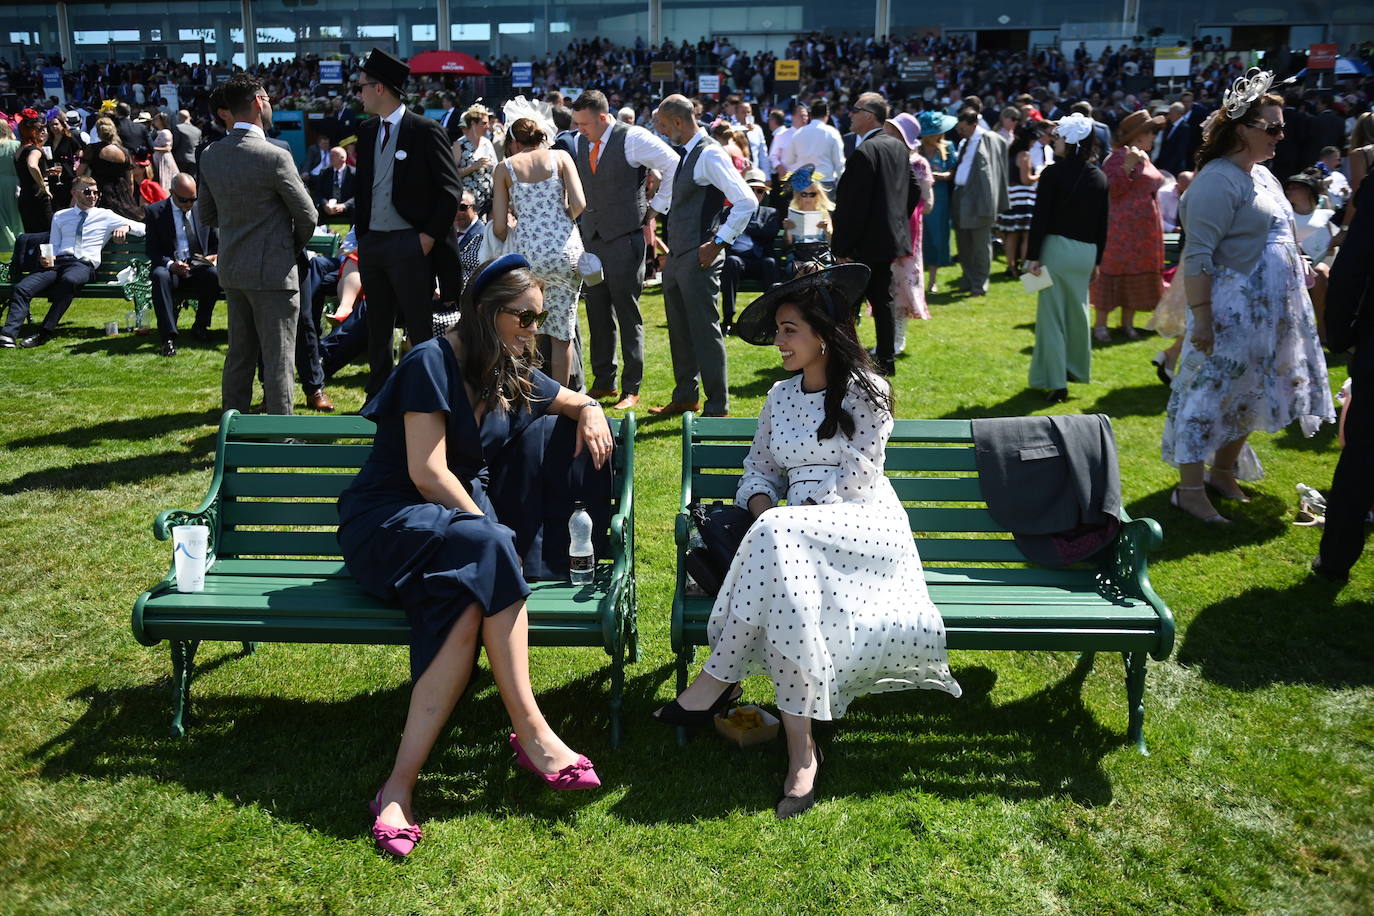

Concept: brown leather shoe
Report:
left=611, top=393, right=641, bottom=410
left=587, top=387, right=620, bottom=400
left=647, top=400, right=701, bottom=416
left=306, top=389, right=335, bottom=411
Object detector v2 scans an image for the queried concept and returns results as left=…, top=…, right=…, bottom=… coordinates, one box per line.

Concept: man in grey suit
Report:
left=951, top=110, right=1009, bottom=297
left=198, top=74, right=318, bottom=416
left=173, top=109, right=202, bottom=176
left=571, top=89, right=679, bottom=410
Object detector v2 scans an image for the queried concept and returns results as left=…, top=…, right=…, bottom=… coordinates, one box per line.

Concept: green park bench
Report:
left=1, top=238, right=152, bottom=327
left=132, top=409, right=639, bottom=745
left=670, top=414, right=1174, bottom=754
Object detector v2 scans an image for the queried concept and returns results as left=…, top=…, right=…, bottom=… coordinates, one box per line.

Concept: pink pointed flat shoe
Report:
left=508, top=734, right=601, bottom=790
left=370, top=788, right=422, bottom=857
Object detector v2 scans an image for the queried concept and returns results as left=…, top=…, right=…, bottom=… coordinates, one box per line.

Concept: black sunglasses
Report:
left=174, top=194, right=197, bottom=204
left=1246, top=119, right=1285, bottom=137
left=353, top=80, right=380, bottom=95
left=78, top=188, right=100, bottom=197
left=798, top=191, right=818, bottom=197
left=456, top=203, right=474, bottom=211
left=500, top=307, right=549, bottom=329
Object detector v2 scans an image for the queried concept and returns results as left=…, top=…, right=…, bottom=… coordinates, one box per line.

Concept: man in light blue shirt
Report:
left=1, top=176, right=144, bottom=348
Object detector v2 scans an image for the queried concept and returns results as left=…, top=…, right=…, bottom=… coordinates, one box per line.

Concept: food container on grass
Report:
left=714, top=704, right=779, bottom=747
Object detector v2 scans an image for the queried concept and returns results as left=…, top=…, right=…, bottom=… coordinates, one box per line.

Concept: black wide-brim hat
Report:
left=732, top=263, right=872, bottom=345
left=361, top=47, right=409, bottom=95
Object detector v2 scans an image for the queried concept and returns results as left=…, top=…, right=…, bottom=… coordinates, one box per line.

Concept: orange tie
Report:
left=590, top=137, right=601, bottom=174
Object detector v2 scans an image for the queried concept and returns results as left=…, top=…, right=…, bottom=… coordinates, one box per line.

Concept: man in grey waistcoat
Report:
left=650, top=94, right=757, bottom=418
left=198, top=74, right=317, bottom=416
left=571, top=90, right=680, bottom=411
left=951, top=110, right=1009, bottom=297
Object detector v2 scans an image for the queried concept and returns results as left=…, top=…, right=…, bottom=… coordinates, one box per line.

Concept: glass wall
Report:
left=254, top=0, right=437, bottom=60
left=449, top=0, right=646, bottom=60
left=0, top=5, right=61, bottom=65
left=65, top=1, right=242, bottom=65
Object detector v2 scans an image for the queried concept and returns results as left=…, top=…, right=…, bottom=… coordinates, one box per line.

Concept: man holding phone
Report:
left=144, top=173, right=220, bottom=356
left=1, top=176, right=144, bottom=348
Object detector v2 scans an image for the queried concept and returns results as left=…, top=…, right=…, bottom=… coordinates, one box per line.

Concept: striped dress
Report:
left=996, top=148, right=1035, bottom=232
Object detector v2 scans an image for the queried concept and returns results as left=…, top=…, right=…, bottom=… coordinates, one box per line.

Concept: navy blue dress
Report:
left=338, top=336, right=575, bottom=680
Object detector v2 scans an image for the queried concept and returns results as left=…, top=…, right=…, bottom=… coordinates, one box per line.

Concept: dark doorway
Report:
left=977, top=30, right=1030, bottom=53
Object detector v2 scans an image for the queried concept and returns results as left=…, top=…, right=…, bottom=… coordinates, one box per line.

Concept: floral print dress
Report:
left=1160, top=166, right=1334, bottom=475
left=505, top=156, right=584, bottom=342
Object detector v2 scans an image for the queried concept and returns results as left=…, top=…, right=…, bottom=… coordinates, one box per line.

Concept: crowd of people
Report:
left=0, top=37, right=1370, bottom=852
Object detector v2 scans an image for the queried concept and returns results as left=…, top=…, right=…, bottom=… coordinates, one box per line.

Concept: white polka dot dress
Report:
left=703, top=374, right=962, bottom=720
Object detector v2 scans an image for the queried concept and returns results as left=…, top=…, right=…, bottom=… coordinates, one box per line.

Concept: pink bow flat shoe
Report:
left=508, top=734, right=601, bottom=790
left=370, top=788, right=422, bottom=857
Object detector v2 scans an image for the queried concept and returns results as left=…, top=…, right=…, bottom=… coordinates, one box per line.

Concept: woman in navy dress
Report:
left=338, top=254, right=614, bottom=857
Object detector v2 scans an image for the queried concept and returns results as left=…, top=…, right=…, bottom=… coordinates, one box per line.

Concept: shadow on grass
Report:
left=31, top=648, right=1120, bottom=833
left=1080, top=383, right=1170, bottom=419
left=1125, top=488, right=1288, bottom=559
left=0, top=439, right=217, bottom=494
left=8, top=410, right=221, bottom=449
left=937, top=389, right=1056, bottom=420
left=1177, top=582, right=1374, bottom=690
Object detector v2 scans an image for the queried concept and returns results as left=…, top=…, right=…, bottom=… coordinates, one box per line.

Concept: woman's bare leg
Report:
left=481, top=599, right=582, bottom=773
left=336, top=261, right=362, bottom=317
left=780, top=712, right=821, bottom=798
left=376, top=604, right=483, bottom=828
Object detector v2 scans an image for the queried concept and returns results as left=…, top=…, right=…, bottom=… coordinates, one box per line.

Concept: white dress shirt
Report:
left=232, top=121, right=266, bottom=139
left=768, top=126, right=794, bottom=172
left=680, top=130, right=757, bottom=245
left=852, top=127, right=883, bottom=150
left=739, top=121, right=768, bottom=170
left=374, top=104, right=406, bottom=161
left=783, top=120, right=845, bottom=183
left=50, top=206, right=145, bottom=269
left=584, top=120, right=680, bottom=213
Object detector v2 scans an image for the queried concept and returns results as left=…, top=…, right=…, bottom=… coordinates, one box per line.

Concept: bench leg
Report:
left=240, top=641, right=258, bottom=656
left=1123, top=651, right=1148, bottom=756
left=169, top=639, right=201, bottom=738
left=1073, top=651, right=1096, bottom=680
left=674, top=646, right=695, bottom=747
left=625, top=578, right=640, bottom=665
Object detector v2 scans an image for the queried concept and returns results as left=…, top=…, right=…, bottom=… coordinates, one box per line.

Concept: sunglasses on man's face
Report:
left=500, top=307, right=549, bottom=329
left=456, top=203, right=474, bottom=211
left=174, top=194, right=197, bottom=204
left=78, top=189, right=100, bottom=198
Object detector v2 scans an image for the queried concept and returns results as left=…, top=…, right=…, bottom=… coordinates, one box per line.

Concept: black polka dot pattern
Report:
left=702, top=375, right=963, bottom=720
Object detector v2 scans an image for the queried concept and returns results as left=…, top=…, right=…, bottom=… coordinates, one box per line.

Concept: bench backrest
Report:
left=684, top=414, right=1047, bottom=566
left=208, top=411, right=632, bottom=560
left=93, top=239, right=146, bottom=284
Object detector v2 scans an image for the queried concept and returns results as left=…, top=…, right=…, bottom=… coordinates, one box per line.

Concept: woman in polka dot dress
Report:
left=654, top=264, right=961, bottom=818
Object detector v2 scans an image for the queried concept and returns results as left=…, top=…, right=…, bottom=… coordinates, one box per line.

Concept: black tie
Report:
left=182, top=209, right=201, bottom=256
left=381, top=121, right=391, bottom=152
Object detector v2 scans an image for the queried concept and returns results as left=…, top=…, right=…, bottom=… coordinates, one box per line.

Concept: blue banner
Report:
left=41, top=67, right=65, bottom=104
left=511, top=62, right=532, bottom=88
left=319, top=60, right=344, bottom=84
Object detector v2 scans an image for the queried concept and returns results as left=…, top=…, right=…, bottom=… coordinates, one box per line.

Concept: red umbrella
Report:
left=408, top=51, right=491, bottom=76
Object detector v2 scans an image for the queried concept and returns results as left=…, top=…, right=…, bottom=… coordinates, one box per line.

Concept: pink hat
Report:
left=886, top=112, right=921, bottom=150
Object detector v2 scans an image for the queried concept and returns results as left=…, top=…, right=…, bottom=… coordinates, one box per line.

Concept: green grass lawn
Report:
left=1, top=274, right=1371, bottom=915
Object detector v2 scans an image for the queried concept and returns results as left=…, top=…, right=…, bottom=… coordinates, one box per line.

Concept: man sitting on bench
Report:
left=145, top=173, right=221, bottom=357
left=1, top=176, right=145, bottom=348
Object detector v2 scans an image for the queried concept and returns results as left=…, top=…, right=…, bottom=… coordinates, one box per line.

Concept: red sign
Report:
left=1309, top=44, right=1339, bottom=70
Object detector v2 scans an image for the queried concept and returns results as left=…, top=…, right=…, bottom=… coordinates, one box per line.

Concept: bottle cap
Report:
left=573, top=500, right=586, bottom=510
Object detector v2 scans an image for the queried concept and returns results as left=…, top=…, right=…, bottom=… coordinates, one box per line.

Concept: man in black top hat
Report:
left=352, top=47, right=464, bottom=397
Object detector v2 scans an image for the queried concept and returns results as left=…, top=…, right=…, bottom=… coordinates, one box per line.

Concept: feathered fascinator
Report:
left=99, top=99, right=118, bottom=115
left=1054, top=113, right=1093, bottom=145
left=1222, top=68, right=1295, bottom=121
left=19, top=108, right=40, bottom=121
left=784, top=163, right=825, bottom=192
left=502, top=95, right=555, bottom=147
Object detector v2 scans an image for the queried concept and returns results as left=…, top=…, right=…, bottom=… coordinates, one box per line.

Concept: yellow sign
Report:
left=650, top=61, right=675, bottom=83
left=774, top=60, right=800, bottom=82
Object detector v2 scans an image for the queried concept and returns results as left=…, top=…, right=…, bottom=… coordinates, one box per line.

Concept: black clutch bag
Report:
left=684, top=501, right=754, bottom=596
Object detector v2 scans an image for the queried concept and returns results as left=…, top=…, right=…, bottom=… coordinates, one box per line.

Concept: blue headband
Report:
left=470, top=253, right=531, bottom=303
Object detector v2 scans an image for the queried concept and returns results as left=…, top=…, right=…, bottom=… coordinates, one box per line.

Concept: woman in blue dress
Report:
left=917, top=111, right=959, bottom=295
left=338, top=254, right=614, bottom=857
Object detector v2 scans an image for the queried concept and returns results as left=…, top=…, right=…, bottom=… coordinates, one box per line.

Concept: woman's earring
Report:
left=820, top=342, right=827, bottom=355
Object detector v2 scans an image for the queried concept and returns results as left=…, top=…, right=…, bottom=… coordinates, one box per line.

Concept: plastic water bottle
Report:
left=569, top=501, right=594, bottom=586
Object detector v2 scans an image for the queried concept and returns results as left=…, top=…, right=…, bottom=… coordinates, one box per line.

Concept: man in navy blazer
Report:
left=145, top=173, right=220, bottom=356
left=313, top=146, right=356, bottom=220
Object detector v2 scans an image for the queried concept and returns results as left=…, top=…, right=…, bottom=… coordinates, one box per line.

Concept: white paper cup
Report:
left=172, top=525, right=209, bottom=593
left=39, top=243, right=54, bottom=259
left=41, top=146, right=52, bottom=160
left=125, top=311, right=137, bottom=331
left=105, top=320, right=118, bottom=336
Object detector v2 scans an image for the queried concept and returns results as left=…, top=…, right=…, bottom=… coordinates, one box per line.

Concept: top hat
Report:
left=360, top=47, right=410, bottom=96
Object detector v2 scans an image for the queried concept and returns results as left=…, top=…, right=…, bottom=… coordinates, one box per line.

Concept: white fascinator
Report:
left=1221, top=68, right=1277, bottom=121
left=1054, top=113, right=1094, bottom=145
left=502, top=95, right=556, bottom=147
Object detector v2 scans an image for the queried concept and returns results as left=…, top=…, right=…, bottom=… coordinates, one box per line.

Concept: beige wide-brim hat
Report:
left=1116, top=109, right=1165, bottom=145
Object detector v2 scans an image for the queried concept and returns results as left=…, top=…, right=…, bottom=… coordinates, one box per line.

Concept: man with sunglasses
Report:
left=144, top=173, right=220, bottom=356
left=1, top=176, right=145, bottom=348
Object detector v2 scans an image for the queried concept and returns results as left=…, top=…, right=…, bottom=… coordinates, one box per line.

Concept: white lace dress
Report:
left=702, top=375, right=962, bottom=720
left=505, top=156, right=584, bottom=342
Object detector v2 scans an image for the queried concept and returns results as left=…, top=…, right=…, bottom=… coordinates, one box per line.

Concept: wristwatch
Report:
left=712, top=235, right=727, bottom=247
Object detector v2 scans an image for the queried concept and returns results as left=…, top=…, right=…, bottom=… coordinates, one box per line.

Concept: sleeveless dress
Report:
left=84, top=142, right=144, bottom=221
left=15, top=144, right=52, bottom=233
left=702, top=375, right=962, bottom=720
left=922, top=146, right=957, bottom=268
left=995, top=148, right=1035, bottom=233
left=1161, top=166, right=1334, bottom=477
left=506, top=155, right=584, bottom=343
left=0, top=138, right=23, bottom=250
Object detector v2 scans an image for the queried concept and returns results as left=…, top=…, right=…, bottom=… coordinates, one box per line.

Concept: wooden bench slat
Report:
left=222, top=501, right=341, bottom=527
left=211, top=558, right=351, bottom=577
left=223, top=442, right=374, bottom=469
left=219, top=530, right=343, bottom=557
left=228, top=414, right=379, bottom=438
left=223, top=471, right=355, bottom=498
left=910, top=538, right=1030, bottom=562
left=677, top=595, right=1156, bottom=625
left=908, top=507, right=1005, bottom=532
left=691, top=442, right=978, bottom=472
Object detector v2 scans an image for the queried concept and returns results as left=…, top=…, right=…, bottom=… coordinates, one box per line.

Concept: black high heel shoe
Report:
left=652, top=682, right=741, bottom=728
left=776, top=746, right=825, bottom=820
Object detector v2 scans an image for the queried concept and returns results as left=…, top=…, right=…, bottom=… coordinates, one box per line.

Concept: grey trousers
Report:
left=584, top=231, right=647, bottom=394
left=662, top=253, right=728, bottom=415
left=956, top=225, right=994, bottom=295
left=222, top=286, right=299, bottom=416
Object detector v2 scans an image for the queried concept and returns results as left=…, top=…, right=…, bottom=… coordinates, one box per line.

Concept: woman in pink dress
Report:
left=1092, top=110, right=1166, bottom=341
left=884, top=114, right=935, bottom=353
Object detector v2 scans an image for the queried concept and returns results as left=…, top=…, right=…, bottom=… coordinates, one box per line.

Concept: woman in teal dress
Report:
left=0, top=120, right=23, bottom=252
left=918, top=111, right=958, bottom=294
left=338, top=254, right=614, bottom=856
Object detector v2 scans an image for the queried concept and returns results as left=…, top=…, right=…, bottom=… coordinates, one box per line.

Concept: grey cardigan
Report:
left=1179, top=157, right=1289, bottom=278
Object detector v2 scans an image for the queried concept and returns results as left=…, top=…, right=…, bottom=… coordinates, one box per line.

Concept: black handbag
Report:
left=683, top=501, right=754, bottom=596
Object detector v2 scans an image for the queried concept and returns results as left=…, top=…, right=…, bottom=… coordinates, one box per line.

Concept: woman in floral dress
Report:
left=1092, top=110, right=1166, bottom=341
left=885, top=113, right=934, bottom=354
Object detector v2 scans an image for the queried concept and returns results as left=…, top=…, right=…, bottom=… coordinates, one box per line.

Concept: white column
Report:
left=56, top=1, right=75, bottom=66
left=874, top=0, right=889, bottom=41
left=396, top=11, right=412, bottom=57
left=437, top=0, right=451, bottom=51
left=648, top=0, right=661, bottom=46
left=242, top=0, right=257, bottom=67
